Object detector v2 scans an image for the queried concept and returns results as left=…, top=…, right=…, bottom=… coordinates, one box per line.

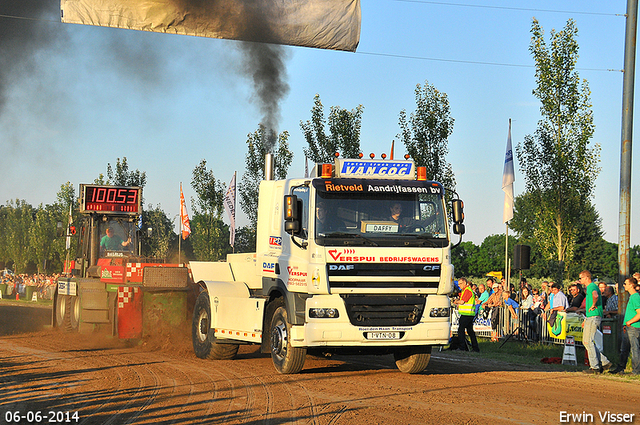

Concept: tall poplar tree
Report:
left=30, top=205, right=56, bottom=273
left=398, top=81, right=456, bottom=193
left=238, top=124, right=293, bottom=241
left=141, top=205, right=175, bottom=260
left=301, top=94, right=363, bottom=162
left=190, top=159, right=229, bottom=261
left=514, top=18, right=600, bottom=282
left=4, top=200, right=34, bottom=273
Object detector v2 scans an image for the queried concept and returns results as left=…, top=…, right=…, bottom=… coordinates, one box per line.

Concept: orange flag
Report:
left=180, top=184, right=191, bottom=240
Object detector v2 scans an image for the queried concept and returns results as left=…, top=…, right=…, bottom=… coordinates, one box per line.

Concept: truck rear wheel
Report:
left=394, top=345, right=432, bottom=374
left=192, top=291, right=239, bottom=360
left=270, top=301, right=306, bottom=374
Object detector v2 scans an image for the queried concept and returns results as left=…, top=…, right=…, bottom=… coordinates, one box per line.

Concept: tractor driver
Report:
left=100, top=227, right=131, bottom=253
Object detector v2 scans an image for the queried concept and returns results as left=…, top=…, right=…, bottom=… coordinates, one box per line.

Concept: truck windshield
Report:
left=313, top=179, right=448, bottom=247
left=99, top=219, right=138, bottom=257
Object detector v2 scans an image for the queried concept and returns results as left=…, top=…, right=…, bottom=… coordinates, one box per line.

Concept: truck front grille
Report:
left=341, top=294, right=426, bottom=327
left=328, top=263, right=441, bottom=277
left=330, top=281, right=437, bottom=289
left=328, top=263, right=440, bottom=289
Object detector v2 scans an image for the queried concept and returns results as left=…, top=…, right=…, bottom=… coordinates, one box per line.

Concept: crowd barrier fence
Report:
left=452, top=305, right=584, bottom=347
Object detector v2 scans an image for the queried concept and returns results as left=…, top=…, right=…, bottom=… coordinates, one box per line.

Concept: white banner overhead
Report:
left=60, top=0, right=361, bottom=52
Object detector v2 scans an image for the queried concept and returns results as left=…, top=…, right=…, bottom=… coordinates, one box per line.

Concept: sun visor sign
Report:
left=334, top=159, right=415, bottom=180
left=313, top=178, right=443, bottom=195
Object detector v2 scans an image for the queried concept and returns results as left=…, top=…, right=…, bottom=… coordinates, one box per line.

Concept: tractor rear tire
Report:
left=55, top=294, right=67, bottom=329
left=67, top=295, right=80, bottom=331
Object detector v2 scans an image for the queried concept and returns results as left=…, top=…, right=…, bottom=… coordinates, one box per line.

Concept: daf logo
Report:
left=423, top=265, right=440, bottom=271
left=329, top=264, right=355, bottom=271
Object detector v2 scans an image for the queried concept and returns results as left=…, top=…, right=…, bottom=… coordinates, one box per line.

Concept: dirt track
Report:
left=1, top=302, right=638, bottom=425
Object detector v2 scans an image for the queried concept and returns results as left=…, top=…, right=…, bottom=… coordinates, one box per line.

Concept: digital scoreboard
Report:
left=79, top=184, right=141, bottom=214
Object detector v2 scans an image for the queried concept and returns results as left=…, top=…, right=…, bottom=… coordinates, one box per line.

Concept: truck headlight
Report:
left=309, top=308, right=339, bottom=318
left=429, top=307, right=450, bottom=317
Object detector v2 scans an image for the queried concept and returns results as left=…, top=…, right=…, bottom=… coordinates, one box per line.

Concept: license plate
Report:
left=366, top=332, right=400, bottom=340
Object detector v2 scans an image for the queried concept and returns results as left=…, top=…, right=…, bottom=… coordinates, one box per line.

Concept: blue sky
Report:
left=0, top=0, right=637, bottom=248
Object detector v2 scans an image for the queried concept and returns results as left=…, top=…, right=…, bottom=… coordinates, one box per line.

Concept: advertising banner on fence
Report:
left=451, top=310, right=492, bottom=336
left=565, top=313, right=584, bottom=342
left=547, top=312, right=584, bottom=341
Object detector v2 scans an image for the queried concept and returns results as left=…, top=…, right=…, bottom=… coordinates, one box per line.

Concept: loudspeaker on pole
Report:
left=513, top=244, right=531, bottom=270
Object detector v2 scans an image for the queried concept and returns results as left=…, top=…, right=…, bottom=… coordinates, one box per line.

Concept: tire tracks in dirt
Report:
left=3, top=324, right=640, bottom=425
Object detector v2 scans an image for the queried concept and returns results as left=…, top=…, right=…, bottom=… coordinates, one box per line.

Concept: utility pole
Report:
left=618, top=0, right=637, bottom=317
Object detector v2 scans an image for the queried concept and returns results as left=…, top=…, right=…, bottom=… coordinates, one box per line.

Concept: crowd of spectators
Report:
left=457, top=271, right=640, bottom=375
left=0, top=271, right=59, bottom=300
left=460, top=273, right=640, bottom=342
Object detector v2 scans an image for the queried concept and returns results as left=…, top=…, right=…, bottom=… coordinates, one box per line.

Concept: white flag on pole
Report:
left=224, top=173, right=237, bottom=247
left=502, top=119, right=515, bottom=223
left=65, top=204, right=73, bottom=251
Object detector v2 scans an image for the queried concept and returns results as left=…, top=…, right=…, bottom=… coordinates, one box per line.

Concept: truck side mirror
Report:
left=452, top=199, right=465, bottom=235
left=284, top=195, right=300, bottom=234
left=452, top=199, right=464, bottom=224
left=453, top=223, right=465, bottom=235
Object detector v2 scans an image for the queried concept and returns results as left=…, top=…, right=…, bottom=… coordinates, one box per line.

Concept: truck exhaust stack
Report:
left=265, top=153, right=275, bottom=181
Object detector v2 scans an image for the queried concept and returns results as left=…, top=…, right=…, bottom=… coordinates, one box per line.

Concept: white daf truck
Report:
left=191, top=155, right=464, bottom=374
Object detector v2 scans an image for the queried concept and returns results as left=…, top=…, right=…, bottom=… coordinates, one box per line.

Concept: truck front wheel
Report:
left=192, top=291, right=239, bottom=360
left=270, top=301, right=306, bottom=374
left=394, top=345, right=432, bottom=374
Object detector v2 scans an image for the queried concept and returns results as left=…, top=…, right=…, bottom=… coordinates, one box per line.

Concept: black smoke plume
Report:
left=0, top=1, right=163, bottom=120
left=171, top=0, right=290, bottom=152
left=1, top=0, right=289, bottom=152
left=0, top=1, right=62, bottom=114
left=240, top=42, right=290, bottom=150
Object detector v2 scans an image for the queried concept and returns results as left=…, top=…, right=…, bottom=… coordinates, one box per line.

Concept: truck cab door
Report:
left=280, top=186, right=311, bottom=292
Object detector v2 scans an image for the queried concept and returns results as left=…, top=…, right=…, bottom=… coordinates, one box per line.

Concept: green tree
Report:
left=301, top=94, right=363, bottom=162
left=30, top=205, right=56, bottom=273
left=515, top=19, right=600, bottom=283
left=190, top=159, right=229, bottom=261
left=451, top=241, right=480, bottom=278
left=630, top=246, right=640, bottom=276
left=477, top=234, right=518, bottom=278
left=4, top=200, right=35, bottom=273
left=141, top=205, right=176, bottom=260
left=94, top=157, right=147, bottom=206
left=398, top=81, right=456, bottom=192
left=233, top=225, right=257, bottom=254
left=511, top=191, right=539, bottom=242
left=452, top=235, right=519, bottom=279
left=105, top=157, right=147, bottom=188
left=50, top=182, right=78, bottom=273
left=0, top=205, right=9, bottom=266
left=564, top=202, right=615, bottom=280
left=56, top=182, right=76, bottom=209
left=238, top=125, right=293, bottom=240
